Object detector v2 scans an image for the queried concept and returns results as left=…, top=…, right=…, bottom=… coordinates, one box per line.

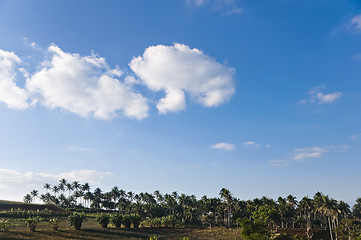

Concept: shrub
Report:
left=0, top=219, right=10, bottom=232
left=24, top=216, right=41, bottom=232
left=96, top=213, right=111, bottom=228
left=131, top=214, right=141, bottom=228
left=68, top=212, right=86, bottom=230
left=49, top=217, right=60, bottom=231
left=149, top=236, right=158, bottom=240
left=123, top=215, right=131, bottom=228
left=239, top=219, right=270, bottom=240
left=111, top=213, right=123, bottom=228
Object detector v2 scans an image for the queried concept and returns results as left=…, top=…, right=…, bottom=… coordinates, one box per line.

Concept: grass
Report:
left=0, top=217, right=242, bottom=240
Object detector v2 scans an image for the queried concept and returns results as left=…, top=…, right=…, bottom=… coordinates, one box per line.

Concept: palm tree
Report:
left=52, top=185, right=59, bottom=198
left=111, top=186, right=121, bottom=211
left=23, top=194, right=32, bottom=203
left=219, top=188, right=233, bottom=227
left=277, top=197, right=287, bottom=229
left=315, top=194, right=339, bottom=240
left=299, top=196, right=314, bottom=238
left=286, top=195, right=298, bottom=228
left=59, top=178, right=67, bottom=195
left=30, top=190, right=38, bottom=203
left=66, top=183, right=73, bottom=197
left=43, top=183, right=51, bottom=194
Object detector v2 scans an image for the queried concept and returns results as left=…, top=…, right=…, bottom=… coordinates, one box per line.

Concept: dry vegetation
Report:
left=0, top=217, right=242, bottom=240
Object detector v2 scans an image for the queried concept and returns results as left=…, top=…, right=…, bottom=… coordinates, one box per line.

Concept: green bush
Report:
left=48, top=217, right=60, bottom=231
left=68, top=212, right=86, bottom=230
left=24, top=216, right=42, bottom=232
left=123, top=215, right=131, bottom=228
left=0, top=219, right=10, bottom=232
left=239, top=219, right=270, bottom=240
left=131, top=214, right=141, bottom=228
left=111, top=213, right=123, bottom=228
left=96, top=213, right=111, bottom=228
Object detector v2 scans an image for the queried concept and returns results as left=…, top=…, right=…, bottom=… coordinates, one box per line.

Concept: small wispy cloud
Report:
left=186, top=0, right=207, bottom=6
left=243, top=141, right=270, bottom=148
left=348, top=14, right=361, bottom=33
left=213, top=0, right=242, bottom=16
left=243, top=141, right=260, bottom=147
left=351, top=133, right=361, bottom=140
left=299, top=86, right=342, bottom=105
left=292, top=146, right=328, bottom=161
left=68, top=146, right=94, bottom=152
left=186, top=0, right=242, bottom=16
left=268, top=160, right=288, bottom=167
left=269, top=145, right=348, bottom=167
left=353, top=54, right=361, bottom=61
left=210, top=142, right=236, bottom=151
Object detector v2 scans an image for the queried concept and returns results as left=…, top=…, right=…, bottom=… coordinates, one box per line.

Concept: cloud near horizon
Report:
left=0, top=43, right=235, bottom=119
left=0, top=169, right=112, bottom=201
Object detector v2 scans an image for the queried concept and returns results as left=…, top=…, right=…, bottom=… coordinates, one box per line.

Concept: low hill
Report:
left=0, top=200, right=66, bottom=213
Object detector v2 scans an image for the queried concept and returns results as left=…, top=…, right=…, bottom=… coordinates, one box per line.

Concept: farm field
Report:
left=0, top=217, right=242, bottom=240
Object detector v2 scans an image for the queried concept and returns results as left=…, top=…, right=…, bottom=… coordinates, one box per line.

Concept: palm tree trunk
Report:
left=328, top=216, right=334, bottom=240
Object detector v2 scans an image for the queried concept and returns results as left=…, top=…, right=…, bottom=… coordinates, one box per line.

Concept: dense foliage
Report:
left=24, top=179, right=361, bottom=239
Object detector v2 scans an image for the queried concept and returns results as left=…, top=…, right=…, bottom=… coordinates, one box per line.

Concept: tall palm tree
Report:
left=43, top=183, right=51, bottom=194
left=66, top=183, right=73, bottom=197
left=30, top=190, right=38, bottom=204
left=277, top=197, right=287, bottom=229
left=315, top=194, right=339, bottom=240
left=111, top=186, right=121, bottom=211
left=59, top=178, right=67, bottom=195
left=219, top=188, right=233, bottom=227
left=299, top=196, right=314, bottom=238
left=52, top=185, right=59, bottom=198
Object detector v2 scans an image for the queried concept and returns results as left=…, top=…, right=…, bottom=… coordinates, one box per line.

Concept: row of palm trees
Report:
left=23, top=180, right=361, bottom=239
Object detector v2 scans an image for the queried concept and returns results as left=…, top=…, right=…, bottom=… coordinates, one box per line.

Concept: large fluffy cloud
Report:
left=26, top=45, right=149, bottom=120
left=0, top=50, right=29, bottom=109
left=130, top=43, right=235, bottom=114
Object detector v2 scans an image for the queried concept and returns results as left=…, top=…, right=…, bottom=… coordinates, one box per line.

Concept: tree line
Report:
left=23, top=179, right=361, bottom=239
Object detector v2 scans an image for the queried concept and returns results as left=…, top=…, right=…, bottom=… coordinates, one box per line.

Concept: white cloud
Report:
left=300, top=86, right=342, bottom=105
left=316, top=92, right=342, bottom=104
left=0, top=169, right=112, bottom=201
left=351, top=134, right=361, bottom=140
left=270, top=145, right=348, bottom=167
left=348, top=14, right=361, bottom=33
left=213, top=0, right=243, bottom=16
left=187, top=0, right=242, bottom=16
left=0, top=49, right=29, bottom=109
left=68, top=146, right=94, bottom=152
left=186, top=0, right=207, bottom=6
left=26, top=45, right=149, bottom=120
left=210, top=142, right=236, bottom=151
left=268, top=160, right=288, bottom=167
left=293, top=146, right=328, bottom=161
left=130, top=43, right=235, bottom=114
left=243, top=141, right=260, bottom=147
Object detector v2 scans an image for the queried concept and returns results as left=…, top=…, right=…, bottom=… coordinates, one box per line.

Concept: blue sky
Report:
left=0, top=0, right=361, bottom=203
